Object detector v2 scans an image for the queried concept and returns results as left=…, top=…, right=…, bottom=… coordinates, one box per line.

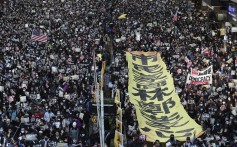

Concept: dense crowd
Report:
left=0, top=0, right=237, bottom=146
left=0, top=0, right=106, bottom=146
left=110, top=0, right=237, bottom=147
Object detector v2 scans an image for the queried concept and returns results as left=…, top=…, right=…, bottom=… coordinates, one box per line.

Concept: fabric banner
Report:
left=126, top=51, right=203, bottom=142
left=191, top=65, right=213, bottom=76
left=114, top=90, right=123, bottom=146
left=116, top=119, right=123, bottom=133
left=114, top=89, right=121, bottom=107
left=118, top=13, right=127, bottom=20
left=116, top=107, right=122, bottom=122
left=186, top=74, right=212, bottom=85
left=114, top=89, right=121, bottom=103
left=114, top=130, right=123, bottom=147
left=115, top=100, right=121, bottom=108
left=101, top=61, right=106, bottom=75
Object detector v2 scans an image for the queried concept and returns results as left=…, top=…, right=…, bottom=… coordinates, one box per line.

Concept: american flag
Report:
left=31, top=30, right=47, bottom=43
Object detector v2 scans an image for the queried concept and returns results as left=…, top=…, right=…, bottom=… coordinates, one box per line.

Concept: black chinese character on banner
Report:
left=133, top=63, right=163, bottom=73
left=132, top=87, right=173, bottom=101
left=131, top=53, right=158, bottom=65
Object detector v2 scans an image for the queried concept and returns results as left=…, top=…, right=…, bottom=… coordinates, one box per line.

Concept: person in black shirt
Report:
left=166, top=134, right=179, bottom=147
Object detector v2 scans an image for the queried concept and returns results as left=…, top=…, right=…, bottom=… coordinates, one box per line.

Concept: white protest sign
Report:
left=135, top=32, right=141, bottom=41
left=0, top=86, right=4, bottom=92
left=71, top=75, right=79, bottom=80
left=186, top=74, right=212, bottom=85
left=59, top=91, right=64, bottom=97
left=20, top=96, right=27, bottom=102
left=52, top=66, right=58, bottom=73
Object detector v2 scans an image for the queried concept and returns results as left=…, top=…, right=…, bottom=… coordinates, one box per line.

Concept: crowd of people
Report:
left=0, top=0, right=237, bottom=146
left=110, top=0, right=237, bottom=147
left=0, top=0, right=106, bottom=146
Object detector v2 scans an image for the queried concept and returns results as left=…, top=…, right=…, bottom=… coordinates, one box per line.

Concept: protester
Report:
left=166, top=134, right=179, bottom=147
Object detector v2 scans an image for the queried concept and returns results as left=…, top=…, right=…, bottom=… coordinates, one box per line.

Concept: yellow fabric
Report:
left=126, top=51, right=203, bottom=142
left=115, top=100, right=121, bottom=108
left=114, top=130, right=123, bottom=147
left=97, top=54, right=102, bottom=61
left=91, top=116, right=97, bottom=124
left=116, top=119, right=123, bottom=133
left=114, top=89, right=121, bottom=103
left=114, top=89, right=123, bottom=146
left=118, top=14, right=127, bottom=19
left=101, top=61, right=106, bottom=75
left=220, top=28, right=226, bottom=36
left=116, top=107, right=122, bottom=122
left=100, top=61, right=106, bottom=88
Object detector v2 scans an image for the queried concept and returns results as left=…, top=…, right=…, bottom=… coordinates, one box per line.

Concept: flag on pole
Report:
left=31, top=30, right=48, bottom=43
left=118, top=14, right=127, bottom=20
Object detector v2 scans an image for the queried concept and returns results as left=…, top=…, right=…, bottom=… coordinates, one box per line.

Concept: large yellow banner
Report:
left=126, top=51, right=203, bottom=142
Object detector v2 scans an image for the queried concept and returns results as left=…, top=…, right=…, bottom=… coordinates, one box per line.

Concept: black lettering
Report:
left=141, top=127, right=151, bottom=132
left=148, top=87, right=173, bottom=101
left=131, top=53, right=158, bottom=65
left=132, top=87, right=173, bottom=101
left=190, top=75, right=211, bottom=82
left=132, top=89, right=150, bottom=101
left=137, top=101, right=163, bottom=114
left=133, top=63, right=163, bottom=73
left=133, top=69, right=167, bottom=84
left=175, top=128, right=194, bottom=133
left=162, top=98, right=175, bottom=114
left=136, top=80, right=167, bottom=89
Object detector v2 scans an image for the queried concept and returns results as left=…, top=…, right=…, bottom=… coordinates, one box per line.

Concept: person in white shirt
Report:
left=183, top=137, right=193, bottom=147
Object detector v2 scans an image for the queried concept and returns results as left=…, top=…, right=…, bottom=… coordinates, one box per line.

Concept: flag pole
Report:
left=100, top=88, right=105, bottom=147
left=99, top=55, right=104, bottom=147
left=93, top=49, right=103, bottom=146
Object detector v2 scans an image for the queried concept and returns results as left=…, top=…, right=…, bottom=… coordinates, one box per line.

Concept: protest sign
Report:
left=186, top=74, right=212, bottom=85
left=191, top=65, right=213, bottom=76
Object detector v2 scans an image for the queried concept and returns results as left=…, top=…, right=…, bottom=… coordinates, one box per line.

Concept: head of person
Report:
left=170, top=134, right=175, bottom=141
left=72, top=122, right=77, bottom=128
left=153, top=140, right=160, bottom=146
left=186, top=137, right=190, bottom=142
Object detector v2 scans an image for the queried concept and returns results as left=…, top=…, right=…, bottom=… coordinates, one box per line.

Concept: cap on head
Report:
left=73, top=122, right=76, bottom=127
